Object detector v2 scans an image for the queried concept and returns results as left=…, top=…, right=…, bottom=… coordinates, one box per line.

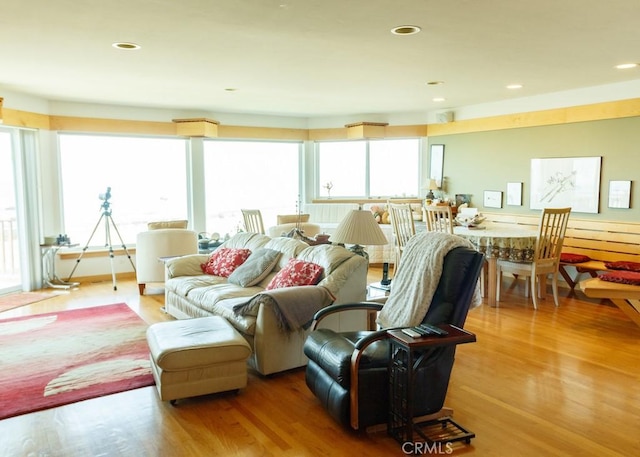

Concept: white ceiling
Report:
left=1, top=0, right=639, bottom=119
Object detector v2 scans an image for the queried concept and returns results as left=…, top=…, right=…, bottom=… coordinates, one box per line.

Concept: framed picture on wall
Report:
left=429, top=144, right=444, bottom=187
left=484, top=190, right=502, bottom=208
left=608, top=180, right=631, bottom=209
left=506, top=182, right=523, bottom=206
left=530, top=157, right=601, bottom=213
left=455, top=194, right=471, bottom=207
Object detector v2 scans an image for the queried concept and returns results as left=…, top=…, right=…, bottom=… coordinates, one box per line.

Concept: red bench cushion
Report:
left=598, top=270, right=640, bottom=286
left=604, top=261, right=640, bottom=272
left=561, top=253, right=591, bottom=263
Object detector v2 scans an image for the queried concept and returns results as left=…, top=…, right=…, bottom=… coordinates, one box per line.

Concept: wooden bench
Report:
left=481, top=212, right=640, bottom=289
left=579, top=277, right=640, bottom=327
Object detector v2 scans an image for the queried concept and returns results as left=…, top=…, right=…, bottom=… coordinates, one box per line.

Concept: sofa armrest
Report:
left=165, top=254, right=211, bottom=279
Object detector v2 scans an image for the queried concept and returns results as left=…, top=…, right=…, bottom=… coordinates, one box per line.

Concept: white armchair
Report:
left=135, top=220, right=198, bottom=295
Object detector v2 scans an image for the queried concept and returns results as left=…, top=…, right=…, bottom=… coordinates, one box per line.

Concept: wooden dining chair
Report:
left=428, top=204, right=488, bottom=296
left=496, top=207, right=571, bottom=308
left=241, top=209, right=265, bottom=234
left=387, top=201, right=416, bottom=273
left=424, top=205, right=454, bottom=233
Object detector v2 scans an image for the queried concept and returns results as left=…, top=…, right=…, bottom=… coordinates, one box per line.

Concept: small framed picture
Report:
left=455, top=194, right=471, bottom=207
left=484, top=190, right=502, bottom=208
left=506, top=182, right=523, bottom=206
left=608, top=180, right=631, bottom=209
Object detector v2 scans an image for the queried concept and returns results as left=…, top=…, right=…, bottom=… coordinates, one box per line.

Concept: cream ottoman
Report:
left=146, top=316, right=252, bottom=404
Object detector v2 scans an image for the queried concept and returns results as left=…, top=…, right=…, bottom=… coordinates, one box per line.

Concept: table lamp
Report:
left=330, top=210, right=388, bottom=260
left=426, top=179, right=439, bottom=200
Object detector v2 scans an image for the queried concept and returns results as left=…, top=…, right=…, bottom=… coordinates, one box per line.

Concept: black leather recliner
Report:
left=303, top=245, right=484, bottom=430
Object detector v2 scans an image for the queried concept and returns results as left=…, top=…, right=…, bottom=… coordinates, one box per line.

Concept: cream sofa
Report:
left=163, top=232, right=369, bottom=375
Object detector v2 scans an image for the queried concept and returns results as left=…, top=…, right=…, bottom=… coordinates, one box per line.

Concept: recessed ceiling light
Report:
left=432, top=97, right=446, bottom=102
left=391, top=25, right=421, bottom=35
left=112, top=42, right=141, bottom=50
left=224, top=88, right=238, bottom=92
left=615, top=63, right=638, bottom=69
left=506, top=84, right=523, bottom=90
left=426, top=81, right=445, bottom=86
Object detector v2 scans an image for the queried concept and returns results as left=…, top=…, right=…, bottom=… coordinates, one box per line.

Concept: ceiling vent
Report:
left=435, top=111, right=454, bottom=124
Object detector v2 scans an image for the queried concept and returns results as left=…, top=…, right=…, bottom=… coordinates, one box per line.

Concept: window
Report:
left=317, top=141, right=366, bottom=198
left=59, top=134, right=188, bottom=246
left=0, top=129, right=20, bottom=291
left=203, top=140, right=301, bottom=236
left=317, top=139, right=420, bottom=198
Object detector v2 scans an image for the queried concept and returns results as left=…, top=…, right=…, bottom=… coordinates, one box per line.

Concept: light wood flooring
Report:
left=1, top=269, right=639, bottom=456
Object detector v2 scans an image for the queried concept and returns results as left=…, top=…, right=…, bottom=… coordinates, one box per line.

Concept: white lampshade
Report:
left=428, top=179, right=439, bottom=190
left=331, top=210, right=388, bottom=246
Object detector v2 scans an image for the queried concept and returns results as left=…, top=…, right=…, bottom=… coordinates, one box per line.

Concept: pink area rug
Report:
left=0, top=303, right=154, bottom=419
left=0, top=291, right=54, bottom=313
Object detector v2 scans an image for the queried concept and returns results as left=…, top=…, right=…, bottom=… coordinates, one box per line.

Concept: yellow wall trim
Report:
left=218, top=125, right=309, bottom=141
left=2, top=107, right=51, bottom=130
left=428, top=98, right=640, bottom=136
left=2, top=97, right=640, bottom=138
left=49, top=115, right=175, bottom=135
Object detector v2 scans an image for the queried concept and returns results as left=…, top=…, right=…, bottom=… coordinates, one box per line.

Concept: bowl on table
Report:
left=455, top=215, right=486, bottom=228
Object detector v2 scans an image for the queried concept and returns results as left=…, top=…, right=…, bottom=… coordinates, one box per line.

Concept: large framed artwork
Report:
left=530, top=157, right=601, bottom=213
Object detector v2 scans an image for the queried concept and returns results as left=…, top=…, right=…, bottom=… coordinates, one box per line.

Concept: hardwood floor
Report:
left=1, top=270, right=639, bottom=456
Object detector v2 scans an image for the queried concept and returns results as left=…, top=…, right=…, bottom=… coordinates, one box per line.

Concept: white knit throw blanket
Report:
left=377, top=232, right=482, bottom=328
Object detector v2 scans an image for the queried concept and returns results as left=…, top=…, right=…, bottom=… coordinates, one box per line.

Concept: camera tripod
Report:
left=67, top=190, right=136, bottom=290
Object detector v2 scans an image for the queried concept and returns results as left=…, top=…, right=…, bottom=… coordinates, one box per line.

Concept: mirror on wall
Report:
left=429, top=144, right=444, bottom=188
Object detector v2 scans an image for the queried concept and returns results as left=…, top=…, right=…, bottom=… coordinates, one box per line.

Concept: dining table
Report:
left=453, top=222, right=539, bottom=307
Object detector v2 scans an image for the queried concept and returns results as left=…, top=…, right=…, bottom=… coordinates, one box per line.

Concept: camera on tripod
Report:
left=99, top=187, right=112, bottom=211
left=67, top=185, right=136, bottom=290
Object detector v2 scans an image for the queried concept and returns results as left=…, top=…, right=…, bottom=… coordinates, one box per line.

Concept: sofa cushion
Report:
left=222, top=232, right=271, bottom=251
left=165, top=275, right=223, bottom=297
left=201, top=248, right=251, bottom=277
left=228, top=248, right=282, bottom=287
left=185, top=283, right=264, bottom=335
left=263, top=237, right=309, bottom=269
left=266, top=258, right=324, bottom=290
left=297, top=244, right=353, bottom=276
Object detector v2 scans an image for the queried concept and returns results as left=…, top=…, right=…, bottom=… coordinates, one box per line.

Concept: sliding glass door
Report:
left=0, top=129, right=21, bottom=293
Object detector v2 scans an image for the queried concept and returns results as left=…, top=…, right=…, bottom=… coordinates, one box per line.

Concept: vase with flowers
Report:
left=323, top=181, right=334, bottom=199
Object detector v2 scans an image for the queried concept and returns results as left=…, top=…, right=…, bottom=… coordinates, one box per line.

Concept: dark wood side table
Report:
left=387, top=325, right=476, bottom=446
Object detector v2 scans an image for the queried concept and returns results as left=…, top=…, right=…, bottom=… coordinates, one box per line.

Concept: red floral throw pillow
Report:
left=266, top=258, right=324, bottom=290
left=604, top=261, right=640, bottom=272
left=560, top=253, right=591, bottom=264
left=598, top=270, right=640, bottom=285
left=201, top=248, right=251, bottom=277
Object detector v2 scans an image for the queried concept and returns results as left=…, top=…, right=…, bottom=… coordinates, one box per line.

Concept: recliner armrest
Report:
left=310, top=301, right=384, bottom=330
